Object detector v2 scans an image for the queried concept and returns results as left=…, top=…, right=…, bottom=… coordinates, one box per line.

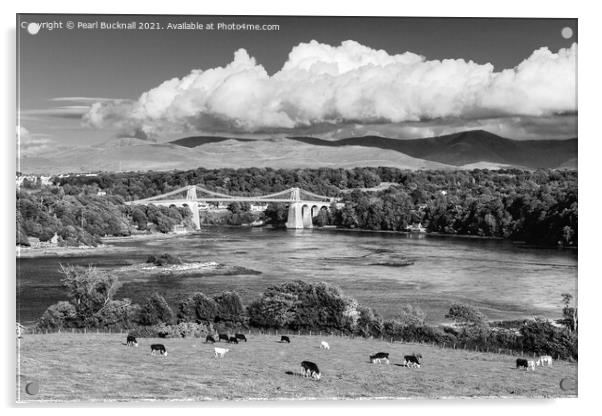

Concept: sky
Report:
left=17, top=14, right=577, bottom=155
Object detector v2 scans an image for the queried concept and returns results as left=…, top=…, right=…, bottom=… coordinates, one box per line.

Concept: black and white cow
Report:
left=516, top=358, right=535, bottom=371
left=235, top=333, right=247, bottom=342
left=370, top=352, right=390, bottom=364
left=301, top=361, right=321, bottom=380
left=205, top=335, right=216, bottom=344
left=218, top=333, right=230, bottom=342
left=280, top=335, right=291, bottom=343
left=126, top=335, right=138, bottom=347
left=403, top=353, right=422, bottom=368
left=228, top=336, right=239, bottom=344
left=150, top=344, right=167, bottom=356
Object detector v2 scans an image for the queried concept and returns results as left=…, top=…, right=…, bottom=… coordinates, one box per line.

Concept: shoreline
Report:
left=312, top=226, right=578, bottom=250
left=16, top=225, right=576, bottom=259
left=16, top=231, right=197, bottom=259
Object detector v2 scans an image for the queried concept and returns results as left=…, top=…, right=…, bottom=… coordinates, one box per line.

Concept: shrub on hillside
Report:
left=137, top=293, right=175, bottom=326
left=128, top=322, right=211, bottom=338
left=395, top=304, right=426, bottom=327
left=248, top=280, right=362, bottom=332
left=177, top=292, right=219, bottom=323
left=37, top=301, right=78, bottom=330
left=520, top=318, right=577, bottom=359
left=94, top=299, right=140, bottom=329
left=213, top=291, right=246, bottom=323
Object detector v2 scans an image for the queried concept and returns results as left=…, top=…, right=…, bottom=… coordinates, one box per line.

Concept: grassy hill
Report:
left=289, top=130, right=578, bottom=169
left=17, top=333, right=576, bottom=401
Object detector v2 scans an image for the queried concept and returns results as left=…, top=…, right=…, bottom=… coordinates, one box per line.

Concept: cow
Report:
left=280, top=336, right=291, bottom=343
left=235, top=333, right=247, bottom=342
left=150, top=344, right=167, bottom=356
left=126, top=335, right=138, bottom=347
left=403, top=353, right=422, bottom=368
left=369, top=352, right=390, bottom=364
left=214, top=347, right=229, bottom=358
left=218, top=333, right=230, bottom=342
left=301, top=361, right=321, bottom=380
left=228, top=336, right=239, bottom=344
left=205, top=335, right=216, bottom=344
left=320, top=341, right=330, bottom=350
left=537, top=355, right=553, bottom=367
left=527, top=360, right=536, bottom=371
left=516, top=358, right=535, bottom=371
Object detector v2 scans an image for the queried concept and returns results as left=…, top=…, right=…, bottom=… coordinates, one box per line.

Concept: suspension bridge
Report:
left=126, top=185, right=339, bottom=229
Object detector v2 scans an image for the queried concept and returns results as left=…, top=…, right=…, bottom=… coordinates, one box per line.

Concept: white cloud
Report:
left=84, top=40, right=577, bottom=138
left=17, top=125, right=55, bottom=156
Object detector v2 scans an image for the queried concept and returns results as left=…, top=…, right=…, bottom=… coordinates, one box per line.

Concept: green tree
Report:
left=395, top=304, right=426, bottom=327
left=445, top=303, right=488, bottom=328
left=59, top=264, right=121, bottom=323
left=137, top=293, right=174, bottom=326
left=561, top=293, right=578, bottom=332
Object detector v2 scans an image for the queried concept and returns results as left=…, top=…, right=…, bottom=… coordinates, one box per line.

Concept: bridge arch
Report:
left=301, top=204, right=313, bottom=228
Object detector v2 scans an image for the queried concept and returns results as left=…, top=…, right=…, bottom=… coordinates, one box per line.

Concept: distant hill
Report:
left=171, top=136, right=254, bottom=148
left=288, top=130, right=577, bottom=169
left=18, top=130, right=577, bottom=174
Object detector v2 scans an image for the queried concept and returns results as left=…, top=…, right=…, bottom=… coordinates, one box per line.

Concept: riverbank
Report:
left=16, top=231, right=196, bottom=258
left=313, top=225, right=577, bottom=249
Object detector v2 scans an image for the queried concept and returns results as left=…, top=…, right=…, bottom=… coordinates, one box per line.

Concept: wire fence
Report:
left=21, top=326, right=566, bottom=361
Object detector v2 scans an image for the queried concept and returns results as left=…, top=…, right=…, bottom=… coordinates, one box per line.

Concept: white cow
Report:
left=537, top=355, right=553, bottom=367
left=320, top=341, right=330, bottom=350
left=214, top=347, right=229, bottom=358
left=527, top=360, right=536, bottom=371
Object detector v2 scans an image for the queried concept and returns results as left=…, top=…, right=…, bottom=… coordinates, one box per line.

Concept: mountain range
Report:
left=19, top=130, right=577, bottom=174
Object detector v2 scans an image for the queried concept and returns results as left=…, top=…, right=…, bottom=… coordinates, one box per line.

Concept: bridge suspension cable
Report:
left=298, top=189, right=334, bottom=201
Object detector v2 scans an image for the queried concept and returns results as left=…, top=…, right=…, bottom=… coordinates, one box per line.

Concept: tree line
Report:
left=37, top=265, right=578, bottom=360
left=19, top=167, right=577, bottom=247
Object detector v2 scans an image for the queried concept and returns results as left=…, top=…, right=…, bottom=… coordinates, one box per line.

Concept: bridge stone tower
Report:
left=186, top=186, right=201, bottom=230
left=285, top=187, right=312, bottom=229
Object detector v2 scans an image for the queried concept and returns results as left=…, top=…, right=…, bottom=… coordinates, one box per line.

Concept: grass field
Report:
left=17, top=333, right=577, bottom=402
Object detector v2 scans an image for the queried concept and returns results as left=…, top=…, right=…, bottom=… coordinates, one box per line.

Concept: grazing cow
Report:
left=205, top=335, right=216, bottom=344
left=228, top=336, right=239, bottom=344
left=369, top=352, right=390, bottom=364
left=214, top=347, right=229, bottom=358
left=235, top=333, right=247, bottom=342
left=218, top=333, right=229, bottom=342
left=280, top=336, right=291, bottom=343
left=516, top=358, right=528, bottom=369
left=150, top=344, right=167, bottom=356
left=320, top=341, right=330, bottom=350
left=301, top=361, right=321, bottom=380
left=516, top=358, right=535, bottom=371
left=527, top=360, right=536, bottom=371
left=403, top=354, right=422, bottom=368
left=126, top=335, right=138, bottom=347
left=537, top=355, right=553, bottom=367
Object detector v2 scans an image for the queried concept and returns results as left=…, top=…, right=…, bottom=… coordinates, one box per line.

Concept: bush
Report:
left=520, top=319, right=577, bottom=359
left=94, top=299, right=140, bottom=329
left=37, top=301, right=78, bottom=330
left=137, top=293, right=175, bottom=326
left=395, top=304, right=426, bottom=327
left=176, top=292, right=219, bottom=323
left=59, top=264, right=121, bottom=321
left=128, top=322, right=212, bottom=338
left=146, top=253, right=182, bottom=266
left=248, top=280, right=361, bottom=332
left=213, top=291, right=245, bottom=323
